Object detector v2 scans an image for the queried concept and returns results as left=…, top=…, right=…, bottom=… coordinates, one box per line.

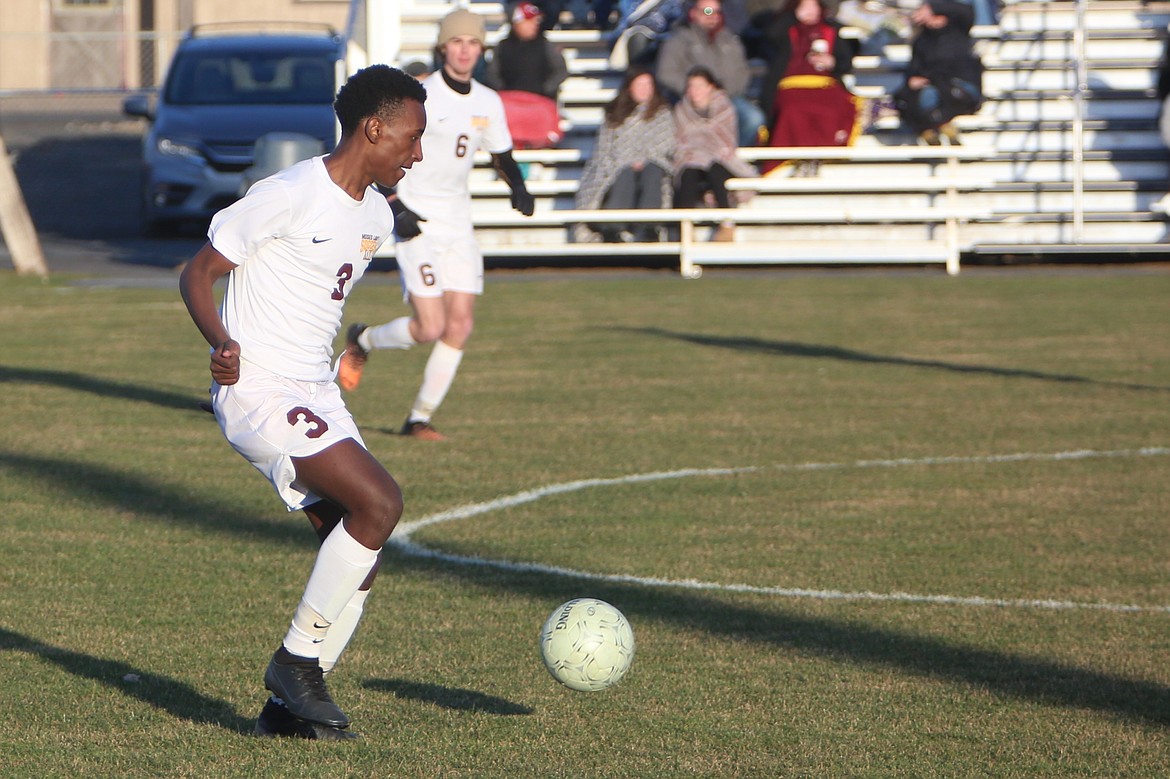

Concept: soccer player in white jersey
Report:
left=178, top=65, right=426, bottom=740
left=337, top=8, right=536, bottom=441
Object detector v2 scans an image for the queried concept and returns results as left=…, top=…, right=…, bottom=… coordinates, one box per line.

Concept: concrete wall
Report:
left=0, top=0, right=353, bottom=90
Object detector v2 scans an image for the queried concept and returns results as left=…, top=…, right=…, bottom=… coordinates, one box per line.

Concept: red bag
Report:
left=499, top=90, right=563, bottom=150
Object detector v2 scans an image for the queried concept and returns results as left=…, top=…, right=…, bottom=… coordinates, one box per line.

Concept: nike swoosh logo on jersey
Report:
left=313, top=622, right=329, bottom=629
left=312, top=236, right=331, bottom=244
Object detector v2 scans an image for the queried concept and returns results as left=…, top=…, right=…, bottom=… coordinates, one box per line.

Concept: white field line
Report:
left=388, top=447, right=1170, bottom=614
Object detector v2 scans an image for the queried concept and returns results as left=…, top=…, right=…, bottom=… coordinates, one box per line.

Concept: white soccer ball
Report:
left=539, top=598, right=635, bottom=692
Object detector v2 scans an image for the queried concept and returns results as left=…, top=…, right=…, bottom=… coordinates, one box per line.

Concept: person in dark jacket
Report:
left=485, top=2, right=570, bottom=148
left=488, top=2, right=570, bottom=100
left=893, top=0, right=984, bottom=145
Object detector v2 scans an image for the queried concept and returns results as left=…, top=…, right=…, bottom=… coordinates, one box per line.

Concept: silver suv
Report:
left=123, top=24, right=344, bottom=233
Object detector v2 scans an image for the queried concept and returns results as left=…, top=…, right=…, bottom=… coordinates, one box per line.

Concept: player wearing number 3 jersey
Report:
left=338, top=9, right=536, bottom=441
left=179, top=65, right=426, bottom=740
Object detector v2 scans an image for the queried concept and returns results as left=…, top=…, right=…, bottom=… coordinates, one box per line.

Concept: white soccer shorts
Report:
left=211, top=360, right=366, bottom=511
left=395, top=225, right=484, bottom=299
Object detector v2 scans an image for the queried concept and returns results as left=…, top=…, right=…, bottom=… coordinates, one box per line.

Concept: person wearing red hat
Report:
left=338, top=9, right=535, bottom=441
left=486, top=2, right=570, bottom=149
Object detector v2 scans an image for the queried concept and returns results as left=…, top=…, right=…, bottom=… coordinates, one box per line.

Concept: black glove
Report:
left=510, top=186, right=535, bottom=217
left=391, top=199, right=426, bottom=241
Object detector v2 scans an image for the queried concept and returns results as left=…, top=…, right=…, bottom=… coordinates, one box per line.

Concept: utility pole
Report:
left=0, top=134, right=49, bottom=278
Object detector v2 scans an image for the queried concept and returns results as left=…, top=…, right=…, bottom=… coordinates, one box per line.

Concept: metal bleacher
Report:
left=378, top=0, right=1170, bottom=276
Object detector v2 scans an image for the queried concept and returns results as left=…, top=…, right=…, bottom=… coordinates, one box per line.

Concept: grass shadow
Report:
left=613, top=327, right=1169, bottom=392
left=386, top=549, right=1170, bottom=729
left=362, top=678, right=533, bottom=715
left=0, top=365, right=208, bottom=411
left=0, top=626, right=252, bottom=733
left=0, top=451, right=309, bottom=550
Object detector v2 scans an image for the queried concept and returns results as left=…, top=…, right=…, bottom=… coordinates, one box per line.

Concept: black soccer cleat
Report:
left=263, top=648, right=350, bottom=729
left=253, top=698, right=358, bottom=741
left=400, top=418, right=448, bottom=441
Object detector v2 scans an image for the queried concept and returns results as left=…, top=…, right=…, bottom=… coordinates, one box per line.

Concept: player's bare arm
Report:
left=179, top=242, right=241, bottom=386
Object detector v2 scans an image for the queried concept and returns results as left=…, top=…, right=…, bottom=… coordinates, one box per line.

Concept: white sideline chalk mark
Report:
left=388, top=447, right=1170, bottom=614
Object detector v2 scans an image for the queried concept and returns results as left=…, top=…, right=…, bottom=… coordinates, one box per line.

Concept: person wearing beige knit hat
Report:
left=437, top=6, right=488, bottom=46
left=338, top=8, right=536, bottom=442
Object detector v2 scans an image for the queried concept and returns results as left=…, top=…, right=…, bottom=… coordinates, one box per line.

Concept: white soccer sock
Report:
left=318, top=588, right=371, bottom=675
left=362, top=316, right=415, bottom=352
left=282, top=523, right=380, bottom=660
left=409, top=340, right=463, bottom=423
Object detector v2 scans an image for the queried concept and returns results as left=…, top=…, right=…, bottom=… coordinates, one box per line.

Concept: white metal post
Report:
left=679, top=218, right=698, bottom=278
left=1072, top=0, right=1087, bottom=242
left=366, top=0, right=401, bottom=67
left=944, top=151, right=960, bottom=275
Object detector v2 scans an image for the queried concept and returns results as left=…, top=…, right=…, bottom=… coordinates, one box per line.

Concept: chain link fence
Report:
left=0, top=29, right=183, bottom=152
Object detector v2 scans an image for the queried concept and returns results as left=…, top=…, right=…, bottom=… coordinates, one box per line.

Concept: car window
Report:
left=164, top=50, right=335, bottom=106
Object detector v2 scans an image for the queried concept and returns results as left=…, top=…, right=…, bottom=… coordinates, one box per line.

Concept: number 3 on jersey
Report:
left=332, top=263, right=354, bottom=301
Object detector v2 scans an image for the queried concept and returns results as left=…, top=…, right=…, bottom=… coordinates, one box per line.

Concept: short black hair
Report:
left=334, top=64, right=427, bottom=135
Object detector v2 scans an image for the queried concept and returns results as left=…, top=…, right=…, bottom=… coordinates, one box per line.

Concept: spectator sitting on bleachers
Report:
left=486, top=2, right=570, bottom=149
left=672, top=67, right=759, bottom=241
left=756, top=0, right=861, bottom=176
left=656, top=0, right=766, bottom=146
left=893, top=0, right=983, bottom=146
left=574, top=67, right=675, bottom=242
left=607, top=0, right=689, bottom=68
left=835, top=0, right=913, bottom=56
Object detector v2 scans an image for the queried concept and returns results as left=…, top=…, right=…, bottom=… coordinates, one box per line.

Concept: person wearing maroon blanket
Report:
left=756, top=0, right=860, bottom=176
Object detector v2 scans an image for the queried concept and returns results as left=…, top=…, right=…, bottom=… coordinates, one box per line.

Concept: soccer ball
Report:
left=539, top=598, right=635, bottom=692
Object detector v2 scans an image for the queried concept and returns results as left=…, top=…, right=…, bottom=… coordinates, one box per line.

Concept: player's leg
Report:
left=256, top=498, right=378, bottom=740
left=303, top=500, right=382, bottom=676
left=220, top=365, right=392, bottom=735
left=350, top=287, right=446, bottom=362
left=403, top=291, right=475, bottom=440
left=338, top=231, right=440, bottom=391
left=263, top=440, right=402, bottom=728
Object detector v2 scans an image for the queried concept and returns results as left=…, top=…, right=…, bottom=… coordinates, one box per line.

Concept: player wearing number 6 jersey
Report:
left=338, top=8, right=536, bottom=441
left=179, top=65, right=426, bottom=740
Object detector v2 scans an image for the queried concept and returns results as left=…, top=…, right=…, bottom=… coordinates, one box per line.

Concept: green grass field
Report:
left=2, top=267, right=1168, bottom=778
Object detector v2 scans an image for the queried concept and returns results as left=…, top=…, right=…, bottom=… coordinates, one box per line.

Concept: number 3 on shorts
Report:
left=287, top=406, right=329, bottom=439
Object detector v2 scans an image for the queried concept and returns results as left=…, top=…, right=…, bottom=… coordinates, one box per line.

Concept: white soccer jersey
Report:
left=209, top=156, right=392, bottom=382
left=395, top=72, right=512, bottom=228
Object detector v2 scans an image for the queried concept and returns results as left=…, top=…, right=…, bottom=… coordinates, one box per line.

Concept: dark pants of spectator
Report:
left=593, top=163, right=667, bottom=241
left=674, top=163, right=733, bottom=209
left=895, top=77, right=982, bottom=134
left=603, top=163, right=666, bottom=209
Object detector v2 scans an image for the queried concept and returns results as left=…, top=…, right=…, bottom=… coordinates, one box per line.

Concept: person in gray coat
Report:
left=655, top=0, right=766, bottom=145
